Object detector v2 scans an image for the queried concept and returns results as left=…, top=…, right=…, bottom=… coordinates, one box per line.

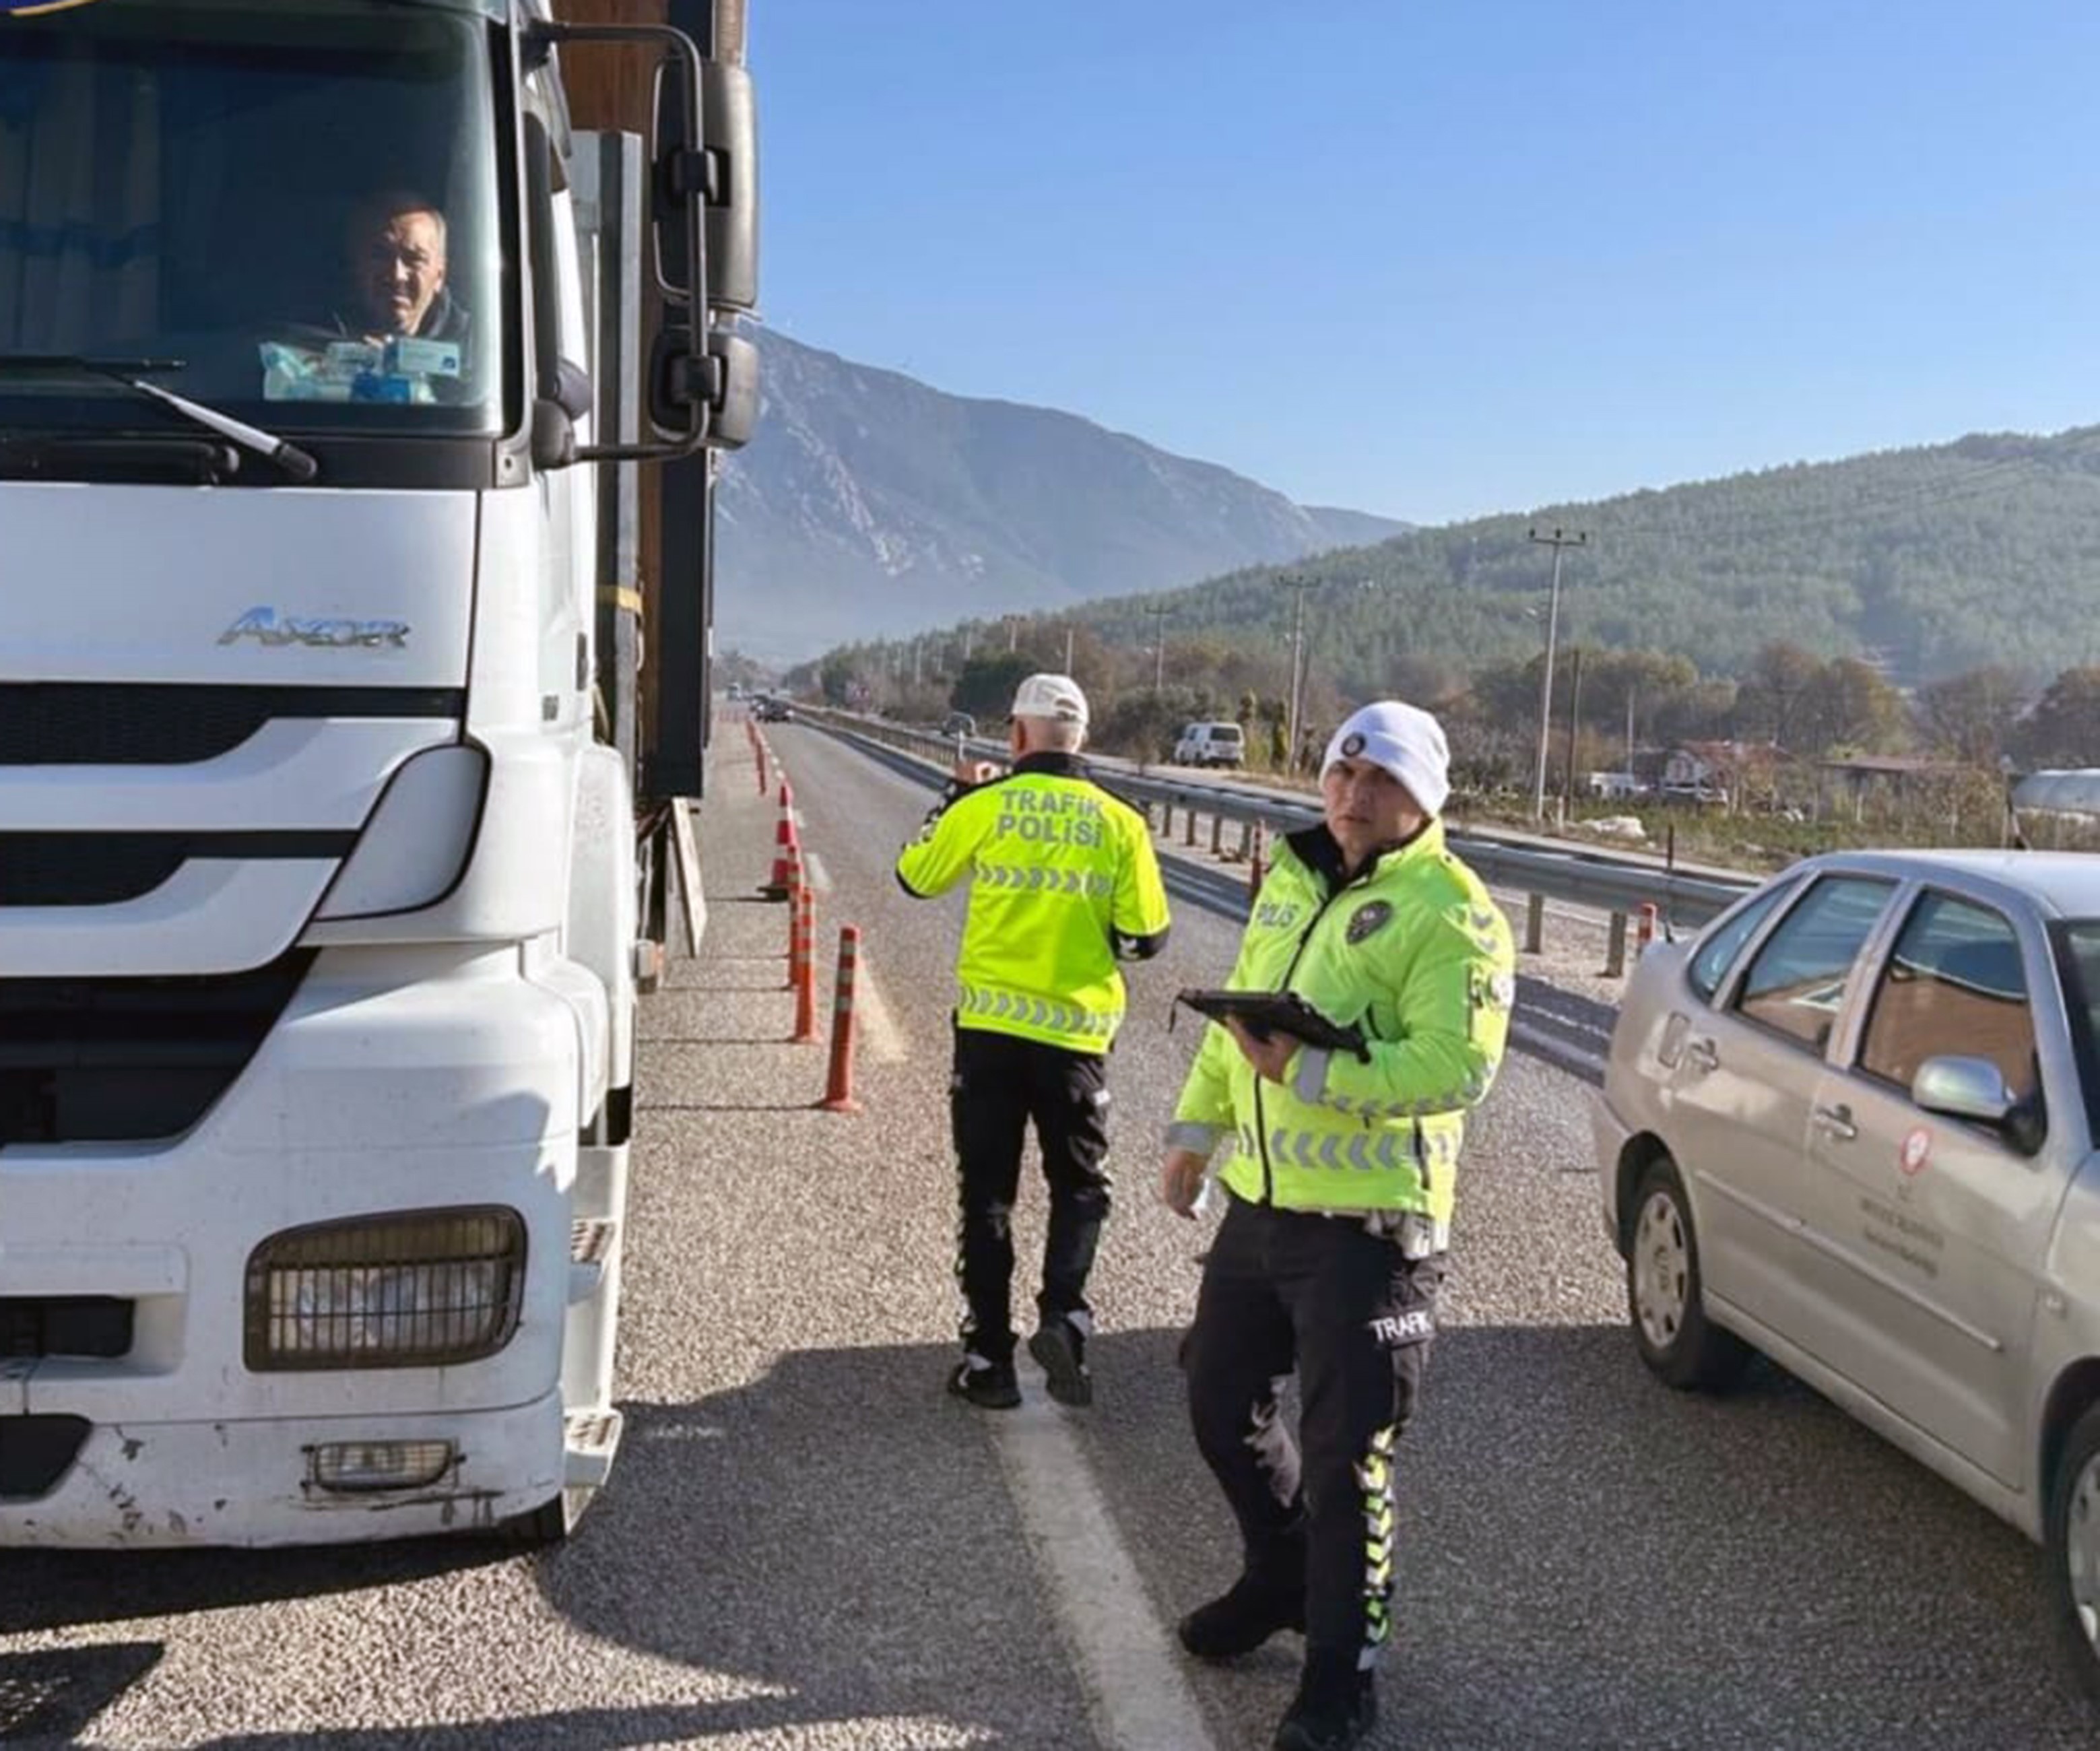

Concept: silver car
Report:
left=1593, top=851, right=2100, bottom=1704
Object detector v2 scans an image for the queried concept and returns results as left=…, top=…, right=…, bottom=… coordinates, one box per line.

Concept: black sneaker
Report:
left=1177, top=1572, right=1307, bottom=1661
left=1272, top=1657, right=1376, bottom=1751
left=946, top=1358, right=1020, bottom=1410
left=1027, top=1321, right=1092, bottom=1408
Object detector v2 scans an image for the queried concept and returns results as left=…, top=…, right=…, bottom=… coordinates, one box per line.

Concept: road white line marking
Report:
left=845, top=947, right=907, bottom=1064
left=803, top=851, right=834, bottom=894
left=988, top=1397, right=1220, bottom=1751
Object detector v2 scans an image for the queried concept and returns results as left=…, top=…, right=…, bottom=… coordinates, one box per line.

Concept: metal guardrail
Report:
left=797, top=706, right=1759, bottom=937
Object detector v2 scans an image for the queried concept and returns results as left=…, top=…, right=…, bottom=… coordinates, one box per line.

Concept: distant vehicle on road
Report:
left=1172, top=721, right=1245, bottom=768
left=754, top=696, right=795, bottom=723
left=942, top=711, right=977, bottom=739
left=1593, top=849, right=2100, bottom=1705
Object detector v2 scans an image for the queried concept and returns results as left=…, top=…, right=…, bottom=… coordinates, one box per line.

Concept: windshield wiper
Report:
left=0, top=355, right=319, bottom=484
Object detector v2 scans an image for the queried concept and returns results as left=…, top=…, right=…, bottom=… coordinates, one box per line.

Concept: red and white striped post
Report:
left=818, top=926, right=864, bottom=1113
left=791, top=885, right=822, bottom=1044
left=755, top=735, right=768, bottom=796
left=1247, top=822, right=1267, bottom=902
left=1635, top=902, right=1658, bottom=959
left=764, top=781, right=799, bottom=897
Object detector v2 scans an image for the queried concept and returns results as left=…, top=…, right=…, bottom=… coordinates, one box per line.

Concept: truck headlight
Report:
left=244, top=1208, right=525, bottom=1370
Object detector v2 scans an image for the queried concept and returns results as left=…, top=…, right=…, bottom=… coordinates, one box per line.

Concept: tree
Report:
left=1734, top=641, right=1823, bottom=748
left=949, top=654, right=1035, bottom=721
left=1800, top=658, right=1907, bottom=756
left=2016, top=667, right=2100, bottom=768
left=1917, top=665, right=2027, bottom=766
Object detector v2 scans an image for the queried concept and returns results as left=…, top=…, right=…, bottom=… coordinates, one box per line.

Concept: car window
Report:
left=2055, top=922, right=2100, bottom=1142
left=1732, top=876, right=1894, bottom=1052
left=1687, top=877, right=1798, bottom=1002
left=1859, top=894, right=2037, bottom=1103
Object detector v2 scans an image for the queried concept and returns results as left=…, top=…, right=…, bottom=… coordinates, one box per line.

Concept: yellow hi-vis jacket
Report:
left=1167, top=820, right=1514, bottom=1228
left=896, top=752, right=1172, bottom=1053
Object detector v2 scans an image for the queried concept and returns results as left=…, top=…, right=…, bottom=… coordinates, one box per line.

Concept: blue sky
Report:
left=752, top=1, right=2100, bottom=525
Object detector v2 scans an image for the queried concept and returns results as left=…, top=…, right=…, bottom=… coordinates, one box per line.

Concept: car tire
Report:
left=2047, top=1399, right=2100, bottom=1704
left=1626, top=1156, right=1751, bottom=1391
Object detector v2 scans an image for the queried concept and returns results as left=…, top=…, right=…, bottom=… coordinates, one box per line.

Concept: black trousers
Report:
left=1183, top=1193, right=1442, bottom=1667
left=950, top=1024, right=1111, bottom=1366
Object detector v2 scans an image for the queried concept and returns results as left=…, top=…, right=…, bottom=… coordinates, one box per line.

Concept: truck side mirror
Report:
left=651, top=56, right=758, bottom=314
left=648, top=326, right=757, bottom=451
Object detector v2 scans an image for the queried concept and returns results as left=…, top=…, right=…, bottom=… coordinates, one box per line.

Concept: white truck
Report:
left=0, top=0, right=756, bottom=1544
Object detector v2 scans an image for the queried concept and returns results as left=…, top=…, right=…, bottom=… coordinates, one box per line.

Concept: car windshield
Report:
left=2052, top=921, right=2100, bottom=1139
left=0, top=0, right=505, bottom=441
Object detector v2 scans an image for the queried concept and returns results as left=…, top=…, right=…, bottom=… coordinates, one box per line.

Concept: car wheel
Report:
left=2049, top=1400, right=2100, bottom=1704
left=1627, top=1156, right=1751, bottom=1391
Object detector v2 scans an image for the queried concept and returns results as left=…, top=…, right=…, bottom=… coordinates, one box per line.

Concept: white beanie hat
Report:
left=1010, top=671, right=1090, bottom=728
left=1321, top=700, right=1450, bottom=818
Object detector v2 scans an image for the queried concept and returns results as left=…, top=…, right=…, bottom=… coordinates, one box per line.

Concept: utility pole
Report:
left=1528, top=527, right=1587, bottom=823
left=1006, top=616, right=1020, bottom=653
left=1063, top=624, right=1075, bottom=675
left=911, top=638, right=923, bottom=688
left=1142, top=603, right=1171, bottom=692
left=1277, top=574, right=1319, bottom=773
left=1561, top=645, right=1584, bottom=826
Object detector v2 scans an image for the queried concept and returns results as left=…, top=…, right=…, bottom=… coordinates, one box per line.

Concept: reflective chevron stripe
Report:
left=977, top=861, right=1114, bottom=899
left=1260, top=1127, right=1422, bottom=1175
left=958, top=982, right=1120, bottom=1043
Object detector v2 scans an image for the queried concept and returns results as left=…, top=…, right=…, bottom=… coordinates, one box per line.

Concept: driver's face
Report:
left=359, top=210, right=447, bottom=336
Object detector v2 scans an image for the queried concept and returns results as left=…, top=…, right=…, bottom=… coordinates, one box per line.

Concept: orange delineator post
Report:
left=817, top=925, right=864, bottom=1113
left=791, top=886, right=822, bottom=1043
left=764, top=781, right=799, bottom=896
left=782, top=843, right=806, bottom=981
left=1635, top=902, right=1658, bottom=958
left=1247, top=822, right=1266, bottom=901
left=755, top=735, right=768, bottom=795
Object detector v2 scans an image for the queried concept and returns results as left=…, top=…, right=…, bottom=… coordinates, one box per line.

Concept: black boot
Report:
left=1272, top=1653, right=1376, bottom=1751
left=1177, top=1532, right=1307, bottom=1661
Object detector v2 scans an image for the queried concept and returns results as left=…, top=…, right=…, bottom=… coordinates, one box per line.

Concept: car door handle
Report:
left=1683, top=1038, right=1718, bottom=1073
left=1812, top=1102, right=1858, bottom=1141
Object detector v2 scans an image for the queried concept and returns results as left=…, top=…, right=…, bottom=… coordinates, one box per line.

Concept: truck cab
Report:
left=0, top=0, right=754, bottom=1545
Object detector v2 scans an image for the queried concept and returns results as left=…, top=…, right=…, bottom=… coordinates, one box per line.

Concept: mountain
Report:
left=1061, top=425, right=2100, bottom=694
left=713, top=333, right=1408, bottom=661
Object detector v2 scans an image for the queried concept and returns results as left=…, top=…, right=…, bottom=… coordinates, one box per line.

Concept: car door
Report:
left=1797, top=887, right=2055, bottom=1487
left=1669, top=873, right=1899, bottom=1342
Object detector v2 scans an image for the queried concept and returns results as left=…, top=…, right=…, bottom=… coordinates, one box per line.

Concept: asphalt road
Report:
left=1, top=721, right=2092, bottom=1749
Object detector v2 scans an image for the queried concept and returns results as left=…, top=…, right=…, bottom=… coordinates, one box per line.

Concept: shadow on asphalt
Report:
left=0, top=1538, right=511, bottom=1637
left=4, top=1323, right=2093, bottom=1748
left=0, top=1642, right=162, bottom=1742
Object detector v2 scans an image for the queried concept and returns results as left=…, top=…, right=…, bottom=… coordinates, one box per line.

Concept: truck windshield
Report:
left=0, top=0, right=506, bottom=444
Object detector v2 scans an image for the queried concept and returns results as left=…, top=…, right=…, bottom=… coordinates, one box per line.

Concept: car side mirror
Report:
left=1911, top=1054, right=2044, bottom=1152
left=1912, top=1055, right=2014, bottom=1125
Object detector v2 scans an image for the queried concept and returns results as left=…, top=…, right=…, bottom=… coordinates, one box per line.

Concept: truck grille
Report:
left=0, top=833, right=354, bottom=906
left=0, top=1299, right=133, bottom=1360
left=0, top=951, right=314, bottom=1145
left=0, top=684, right=464, bottom=766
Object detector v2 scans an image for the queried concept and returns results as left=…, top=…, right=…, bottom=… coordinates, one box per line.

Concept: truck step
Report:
left=567, top=1217, right=618, bottom=1305
left=563, top=1407, right=623, bottom=1489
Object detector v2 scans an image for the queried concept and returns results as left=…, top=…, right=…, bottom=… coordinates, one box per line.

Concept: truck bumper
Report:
left=0, top=944, right=597, bottom=1546
left=0, top=1389, right=567, bottom=1547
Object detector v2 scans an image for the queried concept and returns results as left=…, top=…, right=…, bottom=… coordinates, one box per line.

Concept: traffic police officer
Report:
left=898, top=673, right=1171, bottom=1410
left=1160, top=700, right=1514, bottom=1751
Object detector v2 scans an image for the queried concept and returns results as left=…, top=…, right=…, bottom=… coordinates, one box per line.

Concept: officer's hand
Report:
left=1160, top=1148, right=1208, bottom=1220
left=1224, top=1017, right=1297, bottom=1085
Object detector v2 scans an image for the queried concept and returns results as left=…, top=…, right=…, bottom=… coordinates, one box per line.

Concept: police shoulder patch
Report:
left=1346, top=900, right=1393, bottom=945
